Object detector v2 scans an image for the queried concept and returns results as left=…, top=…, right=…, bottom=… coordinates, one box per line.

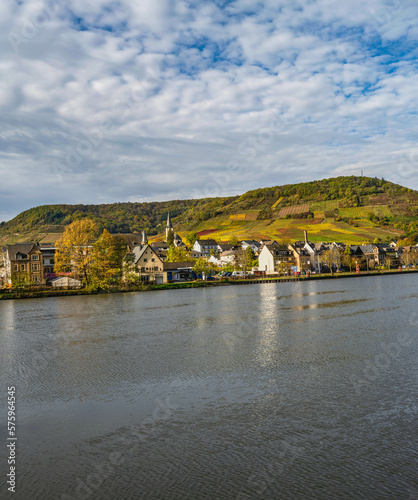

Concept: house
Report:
left=218, top=243, right=234, bottom=253
left=241, top=240, right=261, bottom=254
left=190, top=250, right=203, bottom=260
left=258, top=244, right=294, bottom=274
left=288, top=244, right=311, bottom=272
left=2, top=243, right=44, bottom=285
left=40, top=244, right=56, bottom=280
left=397, top=246, right=418, bottom=267
left=163, top=262, right=196, bottom=282
left=360, top=243, right=399, bottom=268
left=219, top=250, right=236, bottom=266
left=124, top=240, right=164, bottom=282
left=151, top=241, right=170, bottom=251
left=193, top=239, right=219, bottom=256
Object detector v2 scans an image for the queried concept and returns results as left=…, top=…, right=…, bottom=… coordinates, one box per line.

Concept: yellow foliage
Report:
left=272, top=197, right=283, bottom=209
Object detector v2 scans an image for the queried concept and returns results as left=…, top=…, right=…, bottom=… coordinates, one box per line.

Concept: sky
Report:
left=1, top=0, right=418, bottom=222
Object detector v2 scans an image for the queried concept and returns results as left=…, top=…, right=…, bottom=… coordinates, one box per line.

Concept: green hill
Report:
left=1, top=176, right=418, bottom=245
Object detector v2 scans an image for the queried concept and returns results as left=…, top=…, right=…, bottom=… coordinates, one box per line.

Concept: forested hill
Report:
left=1, top=176, right=418, bottom=245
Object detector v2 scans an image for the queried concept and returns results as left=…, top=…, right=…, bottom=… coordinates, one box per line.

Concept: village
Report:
left=1, top=212, right=418, bottom=290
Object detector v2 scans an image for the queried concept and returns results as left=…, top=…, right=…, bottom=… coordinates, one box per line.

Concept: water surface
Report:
left=1, top=274, right=417, bottom=499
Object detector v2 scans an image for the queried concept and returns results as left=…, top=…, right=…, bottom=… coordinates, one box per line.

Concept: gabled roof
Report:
left=260, top=240, right=278, bottom=248
left=5, top=243, right=39, bottom=259
left=218, top=243, right=233, bottom=251
left=263, top=244, right=289, bottom=255
left=195, top=239, right=218, bottom=246
left=220, top=250, right=235, bottom=257
left=360, top=245, right=375, bottom=254
left=131, top=244, right=161, bottom=264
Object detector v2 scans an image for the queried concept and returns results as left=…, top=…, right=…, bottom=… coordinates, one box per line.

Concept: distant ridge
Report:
left=1, top=176, right=417, bottom=245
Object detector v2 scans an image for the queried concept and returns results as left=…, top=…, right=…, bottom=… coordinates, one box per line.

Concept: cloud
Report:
left=1, top=0, right=418, bottom=221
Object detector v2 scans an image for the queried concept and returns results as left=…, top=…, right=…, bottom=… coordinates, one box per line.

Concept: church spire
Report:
left=166, top=212, right=173, bottom=242
left=141, top=229, right=148, bottom=245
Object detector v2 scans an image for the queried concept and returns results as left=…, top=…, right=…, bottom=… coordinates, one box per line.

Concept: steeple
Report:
left=166, top=212, right=173, bottom=242
left=141, top=229, right=148, bottom=245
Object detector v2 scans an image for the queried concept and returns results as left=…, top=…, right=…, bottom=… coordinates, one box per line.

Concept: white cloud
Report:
left=1, top=0, right=418, bottom=221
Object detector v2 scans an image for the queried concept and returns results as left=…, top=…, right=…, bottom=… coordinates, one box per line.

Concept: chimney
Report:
left=304, top=230, right=308, bottom=245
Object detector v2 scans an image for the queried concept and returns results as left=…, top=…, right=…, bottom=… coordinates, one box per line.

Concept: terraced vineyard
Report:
left=278, top=204, right=310, bottom=217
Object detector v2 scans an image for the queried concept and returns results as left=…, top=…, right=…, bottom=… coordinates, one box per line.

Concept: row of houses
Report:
left=1, top=222, right=417, bottom=286
left=258, top=235, right=417, bottom=273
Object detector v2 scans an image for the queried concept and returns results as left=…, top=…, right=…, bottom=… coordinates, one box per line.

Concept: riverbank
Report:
left=1, top=268, right=417, bottom=300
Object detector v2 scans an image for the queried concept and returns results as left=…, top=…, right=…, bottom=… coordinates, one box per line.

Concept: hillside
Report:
left=1, top=176, right=418, bottom=245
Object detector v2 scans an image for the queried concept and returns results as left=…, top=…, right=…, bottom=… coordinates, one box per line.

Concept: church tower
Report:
left=166, top=212, right=173, bottom=242
left=141, top=229, right=148, bottom=245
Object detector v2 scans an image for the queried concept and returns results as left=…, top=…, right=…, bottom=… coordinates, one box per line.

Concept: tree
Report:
left=89, top=230, right=128, bottom=290
left=229, top=236, right=240, bottom=247
left=341, top=247, right=356, bottom=272
left=166, top=246, right=194, bottom=263
left=185, top=232, right=198, bottom=248
left=320, top=248, right=341, bottom=274
left=166, top=229, right=175, bottom=247
left=193, top=258, right=218, bottom=279
left=54, top=218, right=98, bottom=286
left=234, top=247, right=248, bottom=273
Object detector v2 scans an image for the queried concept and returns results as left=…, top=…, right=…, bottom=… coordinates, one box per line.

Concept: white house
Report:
left=258, top=243, right=294, bottom=273
left=241, top=240, right=261, bottom=253
left=219, top=250, right=236, bottom=266
left=193, top=239, right=219, bottom=256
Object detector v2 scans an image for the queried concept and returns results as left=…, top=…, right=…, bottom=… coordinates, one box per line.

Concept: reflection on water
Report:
left=0, top=274, right=417, bottom=500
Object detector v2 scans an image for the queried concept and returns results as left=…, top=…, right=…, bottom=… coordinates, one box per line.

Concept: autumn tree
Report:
left=166, top=229, right=175, bottom=247
left=54, top=218, right=98, bottom=285
left=229, top=236, right=240, bottom=247
left=341, top=247, right=356, bottom=272
left=166, top=246, right=195, bottom=263
left=193, top=258, right=218, bottom=279
left=185, top=232, right=198, bottom=248
left=89, top=230, right=128, bottom=290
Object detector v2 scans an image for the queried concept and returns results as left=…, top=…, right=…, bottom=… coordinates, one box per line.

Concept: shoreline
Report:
left=0, top=269, right=417, bottom=301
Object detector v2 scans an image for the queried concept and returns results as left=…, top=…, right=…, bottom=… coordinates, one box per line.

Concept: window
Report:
left=14, top=264, right=18, bottom=271
left=144, top=258, right=147, bottom=262
left=31, top=255, right=39, bottom=260
left=32, top=263, right=40, bottom=271
left=21, top=264, right=26, bottom=272
left=151, top=258, right=155, bottom=262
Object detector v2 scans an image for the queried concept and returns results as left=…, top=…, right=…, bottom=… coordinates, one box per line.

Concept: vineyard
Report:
left=278, top=204, right=310, bottom=217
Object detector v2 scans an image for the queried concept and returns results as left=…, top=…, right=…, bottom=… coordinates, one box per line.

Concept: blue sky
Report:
left=1, top=0, right=418, bottom=221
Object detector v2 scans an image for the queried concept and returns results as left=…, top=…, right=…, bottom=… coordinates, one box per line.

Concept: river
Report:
left=1, top=274, right=417, bottom=499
